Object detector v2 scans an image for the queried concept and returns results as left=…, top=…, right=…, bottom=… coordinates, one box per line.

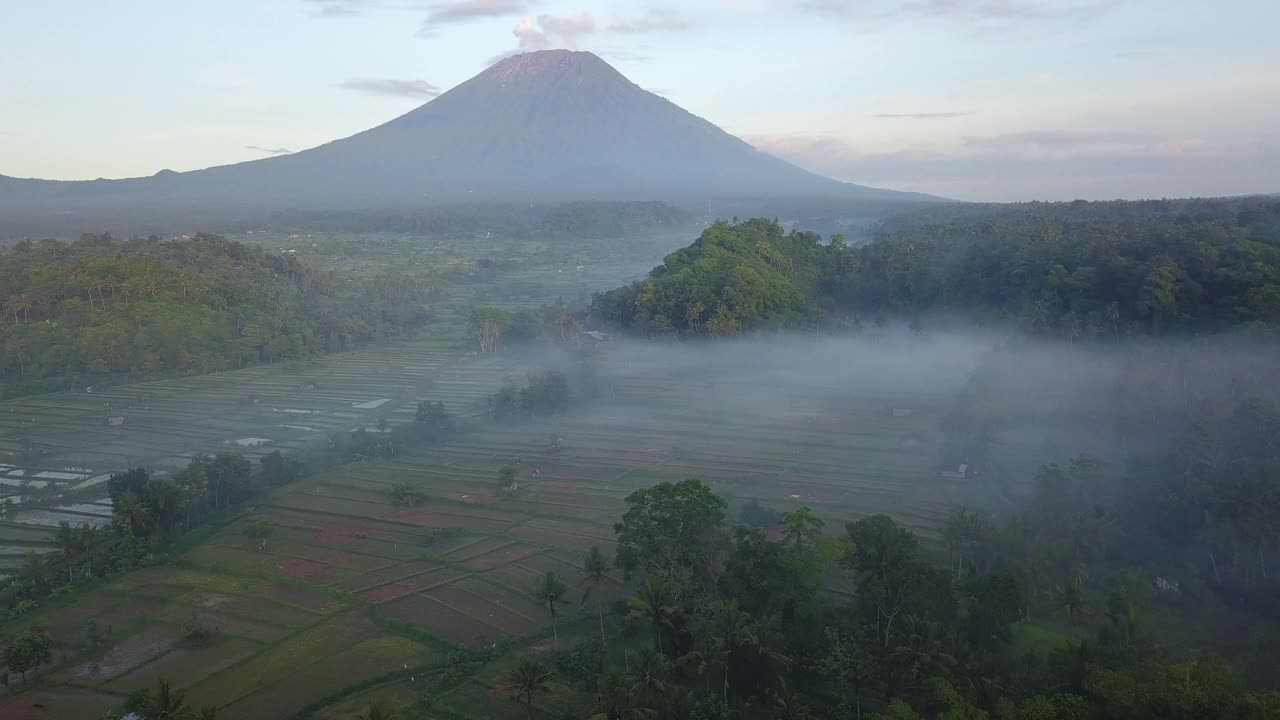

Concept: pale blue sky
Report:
left=2, top=0, right=1277, bottom=200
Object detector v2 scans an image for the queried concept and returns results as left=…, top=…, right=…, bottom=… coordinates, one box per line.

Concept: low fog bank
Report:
left=519, top=328, right=1280, bottom=511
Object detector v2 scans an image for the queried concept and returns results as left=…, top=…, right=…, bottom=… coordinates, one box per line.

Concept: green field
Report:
left=0, top=328, right=1009, bottom=718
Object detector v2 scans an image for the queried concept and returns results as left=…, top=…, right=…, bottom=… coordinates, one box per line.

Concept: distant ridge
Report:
left=0, top=50, right=934, bottom=219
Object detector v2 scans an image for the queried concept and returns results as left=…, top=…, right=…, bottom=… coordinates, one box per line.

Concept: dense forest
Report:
left=591, top=198, right=1280, bottom=339
left=0, top=233, right=438, bottom=396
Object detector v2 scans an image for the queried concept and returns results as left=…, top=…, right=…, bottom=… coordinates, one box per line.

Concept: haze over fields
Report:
left=3, top=3, right=1280, bottom=720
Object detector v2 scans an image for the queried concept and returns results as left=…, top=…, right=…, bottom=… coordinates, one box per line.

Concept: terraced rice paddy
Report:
left=0, top=340, right=532, bottom=575
left=0, top=332, right=1006, bottom=718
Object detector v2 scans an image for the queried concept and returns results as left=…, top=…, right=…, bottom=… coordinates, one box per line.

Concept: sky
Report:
left=1, top=0, right=1278, bottom=201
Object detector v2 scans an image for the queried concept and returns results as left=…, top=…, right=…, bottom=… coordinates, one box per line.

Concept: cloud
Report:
left=873, top=111, right=970, bottom=119
left=337, top=77, right=443, bottom=99
left=512, top=17, right=549, bottom=50
left=420, top=0, right=529, bottom=34
left=511, top=13, right=596, bottom=50
left=803, top=0, right=1121, bottom=27
left=302, top=0, right=375, bottom=17
left=500, top=7, right=680, bottom=58
left=961, top=129, right=1150, bottom=152
left=608, top=7, right=688, bottom=34
left=747, top=131, right=1280, bottom=201
left=245, top=145, right=294, bottom=155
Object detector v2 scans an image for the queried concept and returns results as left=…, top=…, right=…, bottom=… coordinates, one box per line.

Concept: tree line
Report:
left=0, top=233, right=439, bottom=397
left=486, top=464, right=1280, bottom=720
left=591, top=198, right=1280, bottom=340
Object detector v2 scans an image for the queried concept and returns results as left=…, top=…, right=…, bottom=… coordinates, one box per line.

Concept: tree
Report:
left=505, top=658, right=553, bottom=720
left=701, top=598, right=761, bottom=701
left=55, top=521, right=86, bottom=584
left=590, top=671, right=656, bottom=720
left=114, top=490, right=153, bottom=538
left=845, top=515, right=927, bottom=648
left=470, top=306, right=511, bottom=354
left=499, top=465, right=519, bottom=489
left=121, top=678, right=213, bottom=720
left=625, top=646, right=670, bottom=708
left=893, top=615, right=957, bottom=684
left=817, top=627, right=879, bottom=720
left=534, top=571, right=568, bottom=646
left=242, top=519, right=273, bottom=551
left=614, top=479, right=727, bottom=583
left=626, top=574, right=680, bottom=654
left=3, top=630, right=51, bottom=681
left=16, top=550, right=52, bottom=597
left=261, top=450, right=304, bottom=487
left=1054, top=574, right=1089, bottom=631
left=582, top=546, right=610, bottom=651
left=782, top=506, right=824, bottom=548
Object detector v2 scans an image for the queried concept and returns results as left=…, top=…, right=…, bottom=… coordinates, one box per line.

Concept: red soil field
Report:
left=274, top=557, right=326, bottom=578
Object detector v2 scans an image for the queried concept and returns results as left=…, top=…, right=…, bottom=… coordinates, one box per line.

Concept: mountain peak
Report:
left=0, top=49, right=929, bottom=217
left=482, top=49, right=624, bottom=86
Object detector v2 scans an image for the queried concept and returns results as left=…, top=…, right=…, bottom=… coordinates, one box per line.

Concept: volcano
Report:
left=0, top=50, right=928, bottom=218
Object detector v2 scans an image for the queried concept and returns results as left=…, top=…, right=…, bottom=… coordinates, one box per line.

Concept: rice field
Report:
left=1, top=332, right=1003, bottom=718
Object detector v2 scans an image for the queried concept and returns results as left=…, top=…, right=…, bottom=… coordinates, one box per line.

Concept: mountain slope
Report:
left=0, top=50, right=930, bottom=217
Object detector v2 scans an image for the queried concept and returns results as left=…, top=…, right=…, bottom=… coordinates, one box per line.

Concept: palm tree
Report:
left=892, top=615, right=956, bottom=684
left=581, top=546, right=610, bottom=651
left=770, top=676, right=815, bottom=720
left=703, top=599, right=758, bottom=701
left=589, top=671, right=657, bottom=720
left=128, top=678, right=197, bottom=720
left=55, top=521, right=82, bottom=584
left=114, top=490, right=152, bottom=537
left=17, top=551, right=51, bottom=595
left=506, top=658, right=553, bottom=720
left=78, top=524, right=98, bottom=578
left=942, top=512, right=965, bottom=577
left=173, top=468, right=206, bottom=532
left=356, top=701, right=399, bottom=720
left=533, top=571, right=568, bottom=646
left=625, top=646, right=669, bottom=708
left=626, top=574, right=679, bottom=654
left=1055, top=574, right=1089, bottom=631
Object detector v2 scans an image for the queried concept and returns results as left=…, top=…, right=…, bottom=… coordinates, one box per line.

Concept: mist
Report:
left=516, top=327, right=1280, bottom=525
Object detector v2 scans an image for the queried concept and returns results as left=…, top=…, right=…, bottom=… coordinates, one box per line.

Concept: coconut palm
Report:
left=625, top=646, right=669, bottom=707
left=55, top=521, right=82, bottom=584
left=505, top=658, right=553, bottom=720
left=588, top=671, right=657, bottom=720
left=533, top=571, right=568, bottom=645
left=581, top=545, right=610, bottom=650
left=1055, top=574, right=1089, bottom=630
left=78, top=523, right=98, bottom=578
left=114, top=490, right=152, bottom=537
left=126, top=678, right=202, bottom=720
left=625, top=574, right=680, bottom=654
left=701, top=599, right=758, bottom=701
left=893, top=615, right=956, bottom=683
left=770, top=676, right=815, bottom=720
